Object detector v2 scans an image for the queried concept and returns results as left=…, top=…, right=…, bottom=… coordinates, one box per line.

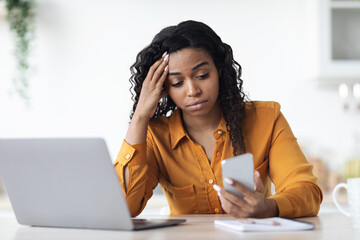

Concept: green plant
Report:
left=5, top=0, right=36, bottom=102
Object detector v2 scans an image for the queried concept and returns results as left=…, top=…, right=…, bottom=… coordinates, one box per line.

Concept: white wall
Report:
left=1, top=0, right=359, bottom=170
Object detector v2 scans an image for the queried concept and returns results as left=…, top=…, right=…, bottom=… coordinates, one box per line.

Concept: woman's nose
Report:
left=186, top=80, right=201, bottom=97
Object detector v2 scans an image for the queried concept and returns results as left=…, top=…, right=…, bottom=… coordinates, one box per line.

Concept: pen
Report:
left=238, top=218, right=281, bottom=226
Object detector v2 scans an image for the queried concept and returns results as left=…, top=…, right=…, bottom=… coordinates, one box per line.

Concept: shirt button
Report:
left=214, top=208, right=219, bottom=213
left=209, top=179, right=214, bottom=184
left=217, top=130, right=223, bottom=135
left=216, top=152, right=221, bottom=157
left=125, top=154, right=131, bottom=159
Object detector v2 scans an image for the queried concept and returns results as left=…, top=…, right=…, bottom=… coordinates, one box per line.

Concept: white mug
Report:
left=332, top=178, right=360, bottom=228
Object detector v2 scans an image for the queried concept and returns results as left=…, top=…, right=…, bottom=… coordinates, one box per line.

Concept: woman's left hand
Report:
left=214, top=171, right=279, bottom=218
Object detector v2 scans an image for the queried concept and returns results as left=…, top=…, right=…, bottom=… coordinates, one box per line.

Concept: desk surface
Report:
left=0, top=211, right=359, bottom=240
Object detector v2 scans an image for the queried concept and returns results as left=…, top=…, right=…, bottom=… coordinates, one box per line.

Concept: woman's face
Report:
left=165, top=48, right=220, bottom=118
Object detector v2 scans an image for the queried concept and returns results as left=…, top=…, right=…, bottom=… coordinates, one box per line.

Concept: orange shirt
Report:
left=114, top=101, right=322, bottom=218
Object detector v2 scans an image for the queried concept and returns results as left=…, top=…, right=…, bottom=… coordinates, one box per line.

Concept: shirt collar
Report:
left=217, top=112, right=227, bottom=133
left=169, top=109, right=227, bottom=149
left=169, top=109, right=187, bottom=149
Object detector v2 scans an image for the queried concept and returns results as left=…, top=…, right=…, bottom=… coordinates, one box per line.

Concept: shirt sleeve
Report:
left=113, top=138, right=159, bottom=217
left=267, top=104, right=323, bottom=218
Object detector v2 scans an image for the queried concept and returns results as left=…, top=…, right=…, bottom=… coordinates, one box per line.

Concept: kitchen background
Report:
left=1, top=0, right=360, bottom=213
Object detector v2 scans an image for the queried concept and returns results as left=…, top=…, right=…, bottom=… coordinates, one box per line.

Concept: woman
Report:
left=114, top=20, right=322, bottom=218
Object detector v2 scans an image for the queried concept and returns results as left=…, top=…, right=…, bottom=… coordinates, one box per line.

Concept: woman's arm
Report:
left=123, top=114, right=149, bottom=192
left=123, top=53, right=169, bottom=191
left=266, top=111, right=323, bottom=218
left=114, top=53, right=169, bottom=216
left=114, top=140, right=157, bottom=217
left=214, top=103, right=322, bottom=218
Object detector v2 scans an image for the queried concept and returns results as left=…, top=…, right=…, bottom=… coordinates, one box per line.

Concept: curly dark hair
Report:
left=129, top=20, right=251, bottom=155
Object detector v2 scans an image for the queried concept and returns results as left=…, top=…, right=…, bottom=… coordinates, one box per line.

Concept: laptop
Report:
left=0, top=138, right=185, bottom=230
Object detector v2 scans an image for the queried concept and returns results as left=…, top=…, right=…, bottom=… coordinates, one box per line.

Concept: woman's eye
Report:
left=171, top=81, right=183, bottom=87
left=197, top=73, right=209, bottom=79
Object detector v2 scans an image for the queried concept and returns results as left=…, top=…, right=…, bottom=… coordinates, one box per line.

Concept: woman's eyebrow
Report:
left=192, top=62, right=209, bottom=70
left=168, top=62, right=210, bottom=76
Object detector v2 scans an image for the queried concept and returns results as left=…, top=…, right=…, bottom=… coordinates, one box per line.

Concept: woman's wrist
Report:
left=125, top=112, right=150, bottom=146
left=132, top=109, right=152, bottom=123
left=265, top=198, right=279, bottom=217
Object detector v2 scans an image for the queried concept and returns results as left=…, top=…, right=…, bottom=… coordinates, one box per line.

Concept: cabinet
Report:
left=318, top=0, right=360, bottom=87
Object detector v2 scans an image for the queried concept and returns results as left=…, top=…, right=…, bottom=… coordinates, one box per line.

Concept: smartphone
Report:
left=221, top=153, right=254, bottom=198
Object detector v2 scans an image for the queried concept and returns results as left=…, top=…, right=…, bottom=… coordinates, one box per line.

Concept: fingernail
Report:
left=224, top=178, right=233, bottom=185
left=213, top=184, right=222, bottom=192
left=164, top=65, right=168, bottom=72
left=162, top=52, right=167, bottom=57
left=255, top=171, right=260, bottom=177
left=217, top=191, right=221, bottom=197
left=164, top=54, right=169, bottom=62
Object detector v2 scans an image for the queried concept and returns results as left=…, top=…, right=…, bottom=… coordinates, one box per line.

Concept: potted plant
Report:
left=3, top=0, right=36, bottom=103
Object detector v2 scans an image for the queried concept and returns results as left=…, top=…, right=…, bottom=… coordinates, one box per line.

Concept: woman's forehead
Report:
left=168, top=48, right=214, bottom=71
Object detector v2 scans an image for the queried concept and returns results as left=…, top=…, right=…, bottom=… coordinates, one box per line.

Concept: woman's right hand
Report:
left=133, top=52, right=169, bottom=120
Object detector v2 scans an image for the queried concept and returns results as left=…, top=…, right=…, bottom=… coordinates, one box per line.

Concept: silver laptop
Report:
left=0, top=138, right=185, bottom=230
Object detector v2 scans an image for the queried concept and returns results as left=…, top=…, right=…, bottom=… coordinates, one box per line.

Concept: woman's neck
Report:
left=182, top=102, right=222, bottom=133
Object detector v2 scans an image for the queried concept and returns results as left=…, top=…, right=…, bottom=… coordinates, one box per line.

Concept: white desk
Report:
left=0, top=211, right=359, bottom=240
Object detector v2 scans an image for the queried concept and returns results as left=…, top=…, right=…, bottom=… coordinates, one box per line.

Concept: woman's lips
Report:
left=186, top=100, right=208, bottom=110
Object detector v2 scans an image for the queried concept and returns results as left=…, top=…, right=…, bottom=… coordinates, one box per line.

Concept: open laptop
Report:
left=0, top=138, right=185, bottom=230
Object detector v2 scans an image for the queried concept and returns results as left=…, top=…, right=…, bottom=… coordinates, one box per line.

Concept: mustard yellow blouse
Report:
left=114, top=101, right=322, bottom=218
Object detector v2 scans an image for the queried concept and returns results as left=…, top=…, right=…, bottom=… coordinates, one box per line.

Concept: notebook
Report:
left=0, top=138, right=185, bottom=230
left=215, top=217, right=314, bottom=232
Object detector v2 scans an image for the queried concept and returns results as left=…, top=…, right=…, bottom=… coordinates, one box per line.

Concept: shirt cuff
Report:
left=268, top=194, right=293, bottom=218
left=115, top=140, right=147, bottom=167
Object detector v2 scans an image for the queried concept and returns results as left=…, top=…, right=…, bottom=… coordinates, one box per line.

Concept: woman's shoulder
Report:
left=148, top=109, right=180, bottom=131
left=245, top=101, right=282, bottom=118
left=148, top=115, right=171, bottom=130
left=243, top=101, right=284, bottom=136
left=245, top=100, right=280, bottom=110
